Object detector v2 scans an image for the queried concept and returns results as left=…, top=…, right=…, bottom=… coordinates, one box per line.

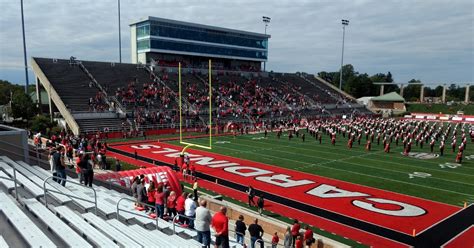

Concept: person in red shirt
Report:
left=146, top=182, right=156, bottom=214
left=271, top=232, right=279, bottom=248
left=167, top=191, right=177, bottom=218
left=211, top=206, right=229, bottom=248
left=176, top=192, right=187, bottom=224
left=295, top=234, right=303, bottom=248
left=304, top=225, right=315, bottom=247
left=154, top=184, right=166, bottom=219
left=291, top=219, right=301, bottom=247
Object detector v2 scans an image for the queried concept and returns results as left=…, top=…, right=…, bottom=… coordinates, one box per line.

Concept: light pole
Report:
left=21, top=0, right=29, bottom=94
left=262, top=16, right=271, bottom=72
left=118, top=0, right=122, bottom=63
left=339, top=19, right=349, bottom=90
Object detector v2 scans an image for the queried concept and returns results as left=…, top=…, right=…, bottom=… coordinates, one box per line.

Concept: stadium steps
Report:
left=81, top=212, right=142, bottom=247
left=21, top=198, right=93, bottom=248
left=106, top=218, right=161, bottom=247
left=0, top=192, right=57, bottom=248
left=54, top=205, right=119, bottom=247
left=0, top=161, right=44, bottom=199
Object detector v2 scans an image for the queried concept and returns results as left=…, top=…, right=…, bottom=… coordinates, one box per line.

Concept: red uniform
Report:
left=211, top=212, right=229, bottom=235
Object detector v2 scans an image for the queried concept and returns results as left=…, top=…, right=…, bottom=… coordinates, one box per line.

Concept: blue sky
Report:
left=0, top=0, right=473, bottom=86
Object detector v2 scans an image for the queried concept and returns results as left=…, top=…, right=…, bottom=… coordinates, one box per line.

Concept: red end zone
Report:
left=110, top=141, right=460, bottom=236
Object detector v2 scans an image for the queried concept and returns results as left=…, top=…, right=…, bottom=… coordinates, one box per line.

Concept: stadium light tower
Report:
left=339, top=19, right=349, bottom=90
left=118, top=0, right=122, bottom=63
left=21, top=0, right=29, bottom=93
left=262, top=16, right=271, bottom=72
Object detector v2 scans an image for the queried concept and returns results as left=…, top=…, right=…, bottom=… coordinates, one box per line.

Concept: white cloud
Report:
left=0, top=0, right=472, bottom=86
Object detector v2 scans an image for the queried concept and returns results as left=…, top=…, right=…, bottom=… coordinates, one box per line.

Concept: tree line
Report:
left=317, top=65, right=473, bottom=102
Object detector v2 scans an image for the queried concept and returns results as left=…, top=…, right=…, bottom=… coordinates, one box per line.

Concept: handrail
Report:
left=116, top=197, right=159, bottom=230
left=0, top=166, right=19, bottom=200
left=172, top=213, right=196, bottom=235
left=43, top=175, right=98, bottom=214
left=254, top=238, right=264, bottom=247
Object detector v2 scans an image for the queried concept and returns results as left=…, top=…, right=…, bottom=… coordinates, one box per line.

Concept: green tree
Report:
left=30, top=115, right=54, bottom=133
left=11, top=91, right=37, bottom=119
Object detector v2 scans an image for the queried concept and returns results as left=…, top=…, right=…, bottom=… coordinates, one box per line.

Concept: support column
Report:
left=380, top=85, right=385, bottom=96
left=399, top=85, right=404, bottom=98
left=465, top=84, right=470, bottom=104
left=441, top=84, right=446, bottom=103
left=420, top=85, right=424, bottom=103
left=36, top=77, right=42, bottom=114
left=48, top=85, right=53, bottom=122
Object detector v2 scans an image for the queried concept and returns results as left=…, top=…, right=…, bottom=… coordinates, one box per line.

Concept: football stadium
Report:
left=0, top=1, right=473, bottom=248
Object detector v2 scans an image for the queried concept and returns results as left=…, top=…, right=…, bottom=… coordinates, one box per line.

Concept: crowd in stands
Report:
left=88, top=91, right=109, bottom=112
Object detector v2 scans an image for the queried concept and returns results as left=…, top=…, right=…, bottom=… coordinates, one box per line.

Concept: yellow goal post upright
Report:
left=179, top=60, right=213, bottom=155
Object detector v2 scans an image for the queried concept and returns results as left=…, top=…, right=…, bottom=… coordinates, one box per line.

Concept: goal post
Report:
left=178, top=60, right=213, bottom=153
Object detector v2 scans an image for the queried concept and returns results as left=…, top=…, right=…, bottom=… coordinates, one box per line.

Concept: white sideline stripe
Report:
left=209, top=138, right=474, bottom=198
left=0, top=235, right=8, bottom=248
left=22, top=198, right=92, bottom=248
left=106, top=219, right=157, bottom=247
left=54, top=206, right=119, bottom=248
left=0, top=192, right=56, bottom=248
left=440, top=225, right=473, bottom=248
left=82, top=212, right=142, bottom=247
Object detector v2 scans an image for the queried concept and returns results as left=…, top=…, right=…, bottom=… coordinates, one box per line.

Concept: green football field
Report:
left=166, top=131, right=474, bottom=207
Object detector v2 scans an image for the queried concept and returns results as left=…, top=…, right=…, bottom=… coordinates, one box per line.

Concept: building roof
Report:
left=29, top=90, right=49, bottom=104
left=130, top=16, right=271, bottom=39
left=357, top=96, right=375, bottom=105
left=371, top=92, right=405, bottom=102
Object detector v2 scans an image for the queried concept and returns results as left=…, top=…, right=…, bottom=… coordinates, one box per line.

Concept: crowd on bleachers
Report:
left=88, top=90, right=109, bottom=112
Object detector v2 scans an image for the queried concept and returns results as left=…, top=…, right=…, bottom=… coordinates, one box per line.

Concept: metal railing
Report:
left=254, top=238, right=264, bottom=248
left=43, top=175, right=98, bottom=214
left=172, top=213, right=196, bottom=235
left=0, top=166, right=19, bottom=200
left=116, top=197, right=159, bottom=229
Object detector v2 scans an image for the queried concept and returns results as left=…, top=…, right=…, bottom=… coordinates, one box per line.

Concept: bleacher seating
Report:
left=0, top=155, right=229, bottom=247
left=34, top=57, right=373, bottom=134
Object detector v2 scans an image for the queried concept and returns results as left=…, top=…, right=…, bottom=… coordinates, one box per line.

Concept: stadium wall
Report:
left=0, top=125, right=29, bottom=163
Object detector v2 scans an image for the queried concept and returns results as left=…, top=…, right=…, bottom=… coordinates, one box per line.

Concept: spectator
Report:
left=235, top=215, right=247, bottom=245
left=115, top=158, right=121, bottom=171
left=291, top=219, right=301, bottom=247
left=53, top=146, right=67, bottom=186
left=272, top=232, right=279, bottom=248
left=193, top=179, right=199, bottom=201
left=295, top=234, right=304, bottom=248
left=79, top=154, right=94, bottom=187
left=303, top=225, right=315, bottom=247
left=75, top=151, right=84, bottom=184
left=131, top=176, right=139, bottom=206
left=211, top=206, right=229, bottom=248
left=167, top=191, right=177, bottom=218
left=184, top=193, right=196, bottom=229
left=176, top=192, right=187, bottom=224
left=154, top=184, right=166, bottom=218
left=283, top=226, right=293, bottom=248
left=147, top=181, right=156, bottom=214
left=136, top=178, right=147, bottom=209
left=248, top=219, right=264, bottom=248
left=195, top=200, right=212, bottom=248
left=247, top=185, right=256, bottom=207
left=257, top=194, right=264, bottom=215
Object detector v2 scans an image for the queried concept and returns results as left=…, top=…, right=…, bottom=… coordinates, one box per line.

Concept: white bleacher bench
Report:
left=0, top=192, right=56, bottom=248
left=1, top=158, right=72, bottom=204
left=0, top=235, right=9, bottom=248
left=82, top=212, right=142, bottom=247
left=0, top=171, right=15, bottom=190
left=106, top=219, right=157, bottom=247
left=0, top=162, right=44, bottom=198
left=54, top=206, right=119, bottom=248
left=22, top=198, right=93, bottom=248
left=127, top=224, right=179, bottom=247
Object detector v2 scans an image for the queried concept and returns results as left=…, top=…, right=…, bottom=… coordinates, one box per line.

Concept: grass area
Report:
left=166, top=130, right=474, bottom=207
left=181, top=182, right=367, bottom=248
left=406, top=103, right=474, bottom=115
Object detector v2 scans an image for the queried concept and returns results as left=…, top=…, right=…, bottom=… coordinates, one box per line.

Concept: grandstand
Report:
left=32, top=57, right=371, bottom=135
